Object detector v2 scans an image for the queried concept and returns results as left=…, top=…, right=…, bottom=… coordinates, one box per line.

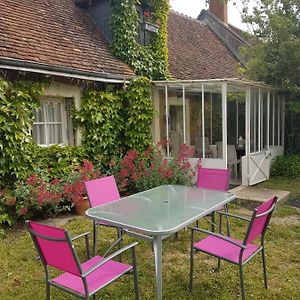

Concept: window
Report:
left=32, top=97, right=68, bottom=146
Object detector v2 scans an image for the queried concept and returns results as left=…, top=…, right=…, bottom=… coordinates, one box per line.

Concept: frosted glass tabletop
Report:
left=86, top=185, right=235, bottom=236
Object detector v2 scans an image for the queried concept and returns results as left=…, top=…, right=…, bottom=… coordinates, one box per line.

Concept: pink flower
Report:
left=119, top=169, right=129, bottom=179
left=18, top=207, right=28, bottom=216
left=82, top=160, right=94, bottom=172
left=131, top=172, right=138, bottom=181
left=26, top=174, right=38, bottom=186
left=109, top=159, right=116, bottom=168
left=6, top=197, right=16, bottom=206
left=51, top=178, right=60, bottom=186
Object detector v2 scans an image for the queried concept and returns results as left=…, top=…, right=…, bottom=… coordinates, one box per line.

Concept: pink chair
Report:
left=27, top=221, right=140, bottom=300
left=84, top=176, right=121, bottom=256
left=189, top=196, right=278, bottom=300
left=196, top=167, right=231, bottom=235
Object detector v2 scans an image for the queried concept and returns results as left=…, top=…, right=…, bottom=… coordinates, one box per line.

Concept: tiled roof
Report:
left=168, top=11, right=240, bottom=80
left=0, top=0, right=134, bottom=78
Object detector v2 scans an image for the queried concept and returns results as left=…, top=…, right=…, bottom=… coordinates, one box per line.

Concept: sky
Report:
left=170, top=0, right=254, bottom=31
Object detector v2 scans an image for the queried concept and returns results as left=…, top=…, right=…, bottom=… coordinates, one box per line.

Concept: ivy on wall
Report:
left=110, top=0, right=169, bottom=80
left=73, top=90, right=124, bottom=167
left=123, top=77, right=154, bottom=152
left=0, top=78, right=46, bottom=186
left=74, top=78, right=154, bottom=165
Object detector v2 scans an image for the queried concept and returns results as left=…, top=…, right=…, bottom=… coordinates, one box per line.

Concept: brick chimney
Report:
left=209, top=0, right=228, bottom=24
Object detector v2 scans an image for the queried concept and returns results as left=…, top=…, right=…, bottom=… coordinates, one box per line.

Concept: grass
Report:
left=0, top=178, right=299, bottom=299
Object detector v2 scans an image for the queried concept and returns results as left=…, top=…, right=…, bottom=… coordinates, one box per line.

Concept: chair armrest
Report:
left=72, top=231, right=91, bottom=259
left=71, top=231, right=91, bottom=241
left=82, top=242, right=139, bottom=278
left=216, top=211, right=251, bottom=222
left=189, top=227, right=245, bottom=249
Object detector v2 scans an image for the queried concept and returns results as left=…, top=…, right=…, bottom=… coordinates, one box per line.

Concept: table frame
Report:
left=86, top=185, right=235, bottom=300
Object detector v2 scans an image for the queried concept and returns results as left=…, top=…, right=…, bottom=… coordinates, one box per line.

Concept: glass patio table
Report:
left=86, top=184, right=236, bottom=300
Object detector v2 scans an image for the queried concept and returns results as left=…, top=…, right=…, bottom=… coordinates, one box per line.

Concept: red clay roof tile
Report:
left=168, top=11, right=239, bottom=80
left=0, top=0, right=134, bottom=77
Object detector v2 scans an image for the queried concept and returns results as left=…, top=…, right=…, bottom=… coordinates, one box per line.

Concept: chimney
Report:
left=209, top=0, right=228, bottom=24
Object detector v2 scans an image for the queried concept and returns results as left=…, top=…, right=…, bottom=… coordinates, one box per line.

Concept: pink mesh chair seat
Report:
left=27, top=221, right=140, bottom=300
left=53, top=255, right=132, bottom=295
left=189, top=196, right=278, bottom=300
left=84, top=176, right=122, bottom=256
left=194, top=236, right=259, bottom=264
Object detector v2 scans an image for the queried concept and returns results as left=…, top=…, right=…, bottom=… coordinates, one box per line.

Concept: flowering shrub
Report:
left=62, top=160, right=100, bottom=204
left=0, top=160, right=99, bottom=228
left=109, top=143, right=199, bottom=195
left=0, top=174, right=66, bottom=227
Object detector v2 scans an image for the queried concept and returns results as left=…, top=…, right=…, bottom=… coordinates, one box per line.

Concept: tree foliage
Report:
left=241, top=1, right=300, bottom=98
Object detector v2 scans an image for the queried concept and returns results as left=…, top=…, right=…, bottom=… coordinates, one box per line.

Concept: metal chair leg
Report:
left=46, top=282, right=50, bottom=300
left=215, top=213, right=222, bottom=272
left=117, top=228, right=123, bottom=262
left=93, top=221, right=97, bottom=256
left=224, top=204, right=231, bottom=237
left=211, top=211, right=216, bottom=232
left=261, top=247, right=268, bottom=289
left=131, top=247, right=140, bottom=300
left=239, top=264, right=246, bottom=300
left=189, top=230, right=195, bottom=292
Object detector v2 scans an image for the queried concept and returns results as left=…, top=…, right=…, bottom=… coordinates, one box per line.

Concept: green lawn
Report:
left=0, top=179, right=299, bottom=299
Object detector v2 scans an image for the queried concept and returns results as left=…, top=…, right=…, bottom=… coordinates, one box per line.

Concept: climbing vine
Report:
left=73, top=89, right=124, bottom=167
left=74, top=78, right=154, bottom=164
left=110, top=0, right=169, bottom=80
left=0, top=78, right=46, bottom=186
left=123, top=77, right=154, bottom=152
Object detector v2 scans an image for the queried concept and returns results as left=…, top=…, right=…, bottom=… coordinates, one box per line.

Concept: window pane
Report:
left=262, top=92, right=268, bottom=150
left=250, top=90, right=259, bottom=153
left=188, top=91, right=202, bottom=158
left=168, top=90, right=184, bottom=156
left=34, top=106, right=44, bottom=122
left=269, top=93, right=274, bottom=146
left=33, top=98, right=64, bottom=146
left=53, top=102, right=62, bottom=122
left=47, top=124, right=62, bottom=144
left=32, top=124, right=46, bottom=145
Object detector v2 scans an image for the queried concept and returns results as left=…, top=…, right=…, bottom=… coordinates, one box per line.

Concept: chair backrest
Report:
left=196, top=167, right=230, bottom=191
left=227, top=145, right=237, bottom=163
left=27, top=221, right=81, bottom=276
left=196, top=137, right=210, bottom=152
left=84, top=175, right=120, bottom=208
left=244, top=196, right=278, bottom=245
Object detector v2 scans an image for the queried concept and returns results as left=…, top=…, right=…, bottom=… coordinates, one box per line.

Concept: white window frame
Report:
left=33, top=97, right=68, bottom=146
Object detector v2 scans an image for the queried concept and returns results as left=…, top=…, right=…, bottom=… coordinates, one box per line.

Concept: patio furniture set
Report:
left=27, top=168, right=277, bottom=300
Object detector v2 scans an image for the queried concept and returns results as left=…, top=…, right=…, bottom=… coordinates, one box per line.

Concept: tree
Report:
left=241, top=0, right=300, bottom=152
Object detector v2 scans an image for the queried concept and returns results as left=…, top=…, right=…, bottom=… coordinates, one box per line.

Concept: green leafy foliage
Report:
left=30, top=144, right=87, bottom=181
left=241, top=0, right=300, bottom=93
left=110, top=0, right=169, bottom=79
left=73, top=90, right=124, bottom=167
left=123, top=77, right=154, bottom=152
left=0, top=78, right=46, bottom=186
left=270, top=154, right=300, bottom=178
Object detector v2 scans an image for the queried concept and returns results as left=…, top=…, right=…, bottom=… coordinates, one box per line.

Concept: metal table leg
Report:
left=153, top=236, right=163, bottom=300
